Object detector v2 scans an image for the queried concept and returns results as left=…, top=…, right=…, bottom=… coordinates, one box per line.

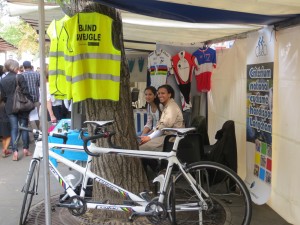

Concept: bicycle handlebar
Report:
left=80, top=131, right=106, bottom=157
left=79, top=129, right=120, bottom=157
left=49, top=132, right=68, bottom=144
left=18, top=126, right=33, bottom=132
left=18, top=126, right=68, bottom=144
left=19, top=121, right=120, bottom=156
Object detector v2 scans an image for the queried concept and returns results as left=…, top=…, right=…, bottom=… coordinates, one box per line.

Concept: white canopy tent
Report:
left=5, top=1, right=300, bottom=225
left=6, top=0, right=300, bottom=51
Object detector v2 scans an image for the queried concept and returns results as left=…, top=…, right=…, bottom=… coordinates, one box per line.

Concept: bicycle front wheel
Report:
left=166, top=161, right=252, bottom=225
left=19, top=160, right=38, bottom=225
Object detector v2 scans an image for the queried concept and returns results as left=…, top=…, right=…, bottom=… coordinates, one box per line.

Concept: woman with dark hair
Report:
left=0, top=65, right=12, bottom=157
left=139, top=86, right=161, bottom=136
left=0, top=59, right=33, bottom=161
left=139, top=84, right=184, bottom=151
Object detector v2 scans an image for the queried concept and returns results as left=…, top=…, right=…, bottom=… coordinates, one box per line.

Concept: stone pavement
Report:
left=0, top=142, right=65, bottom=225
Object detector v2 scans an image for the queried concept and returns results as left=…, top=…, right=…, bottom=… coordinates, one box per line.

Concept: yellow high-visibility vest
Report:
left=63, top=12, right=121, bottom=102
left=47, top=15, right=70, bottom=100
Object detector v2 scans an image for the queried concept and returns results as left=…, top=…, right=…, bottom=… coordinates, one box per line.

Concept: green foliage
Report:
left=0, top=20, right=22, bottom=46
left=56, top=0, right=71, bottom=4
left=17, top=20, right=39, bottom=53
left=0, top=17, right=39, bottom=58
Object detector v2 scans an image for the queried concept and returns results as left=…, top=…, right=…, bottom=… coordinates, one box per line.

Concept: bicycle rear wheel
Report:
left=19, top=160, right=38, bottom=225
left=166, top=161, right=252, bottom=225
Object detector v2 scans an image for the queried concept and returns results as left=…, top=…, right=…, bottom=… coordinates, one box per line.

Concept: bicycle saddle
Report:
left=162, top=127, right=196, bottom=134
left=84, top=120, right=114, bottom=127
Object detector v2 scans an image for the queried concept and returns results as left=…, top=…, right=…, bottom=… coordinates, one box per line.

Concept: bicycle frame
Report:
left=29, top=130, right=208, bottom=214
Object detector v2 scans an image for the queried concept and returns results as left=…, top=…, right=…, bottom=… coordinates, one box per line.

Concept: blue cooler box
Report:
left=48, top=119, right=88, bottom=167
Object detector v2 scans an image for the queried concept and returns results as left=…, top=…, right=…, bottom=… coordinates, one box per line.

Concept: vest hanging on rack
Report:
left=63, top=12, right=121, bottom=102
left=47, top=15, right=70, bottom=100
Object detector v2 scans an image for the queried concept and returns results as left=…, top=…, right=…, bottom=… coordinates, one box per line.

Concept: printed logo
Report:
left=255, top=36, right=268, bottom=57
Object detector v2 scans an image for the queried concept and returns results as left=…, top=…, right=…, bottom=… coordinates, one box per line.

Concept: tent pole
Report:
left=38, top=1, right=52, bottom=225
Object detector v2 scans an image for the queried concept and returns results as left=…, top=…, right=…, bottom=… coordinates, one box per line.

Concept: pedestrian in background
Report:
left=0, top=59, right=33, bottom=161
left=44, top=64, right=64, bottom=123
left=18, top=65, right=24, bottom=73
left=22, top=61, right=40, bottom=130
left=0, top=65, right=12, bottom=158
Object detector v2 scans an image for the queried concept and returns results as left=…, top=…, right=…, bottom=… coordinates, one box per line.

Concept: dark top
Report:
left=0, top=72, right=33, bottom=116
left=22, top=69, right=40, bottom=102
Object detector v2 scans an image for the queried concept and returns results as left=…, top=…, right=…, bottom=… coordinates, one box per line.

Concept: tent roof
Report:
left=6, top=0, right=300, bottom=51
left=0, top=37, right=17, bottom=52
left=94, top=0, right=300, bottom=24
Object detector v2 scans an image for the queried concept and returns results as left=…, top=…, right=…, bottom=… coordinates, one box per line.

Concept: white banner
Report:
left=245, top=26, right=274, bottom=204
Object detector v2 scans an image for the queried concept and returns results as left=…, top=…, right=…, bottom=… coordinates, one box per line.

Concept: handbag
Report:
left=12, top=75, right=35, bottom=113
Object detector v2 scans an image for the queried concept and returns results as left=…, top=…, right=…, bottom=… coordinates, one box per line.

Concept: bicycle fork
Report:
left=22, top=159, right=40, bottom=196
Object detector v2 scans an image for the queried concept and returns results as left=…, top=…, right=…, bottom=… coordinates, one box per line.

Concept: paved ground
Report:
left=0, top=142, right=292, bottom=225
left=0, top=142, right=64, bottom=225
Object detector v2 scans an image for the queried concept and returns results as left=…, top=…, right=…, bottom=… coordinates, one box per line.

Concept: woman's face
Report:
left=144, top=89, right=156, bottom=103
left=157, top=87, right=171, bottom=105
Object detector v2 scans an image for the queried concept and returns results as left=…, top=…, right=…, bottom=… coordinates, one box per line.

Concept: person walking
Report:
left=22, top=60, right=40, bottom=130
left=0, top=59, right=33, bottom=161
left=0, top=65, right=12, bottom=158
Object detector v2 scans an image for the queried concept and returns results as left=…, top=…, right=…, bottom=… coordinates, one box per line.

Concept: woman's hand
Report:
left=139, top=136, right=150, bottom=145
left=50, top=114, right=57, bottom=123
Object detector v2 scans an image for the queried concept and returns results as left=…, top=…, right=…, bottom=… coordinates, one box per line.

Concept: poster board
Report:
left=245, top=27, right=274, bottom=204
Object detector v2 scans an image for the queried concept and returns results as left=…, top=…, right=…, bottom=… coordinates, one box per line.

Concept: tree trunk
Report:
left=58, top=1, right=149, bottom=222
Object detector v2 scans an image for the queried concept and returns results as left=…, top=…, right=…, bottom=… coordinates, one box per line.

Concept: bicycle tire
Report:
left=19, top=160, right=38, bottom=225
left=166, top=161, right=252, bottom=225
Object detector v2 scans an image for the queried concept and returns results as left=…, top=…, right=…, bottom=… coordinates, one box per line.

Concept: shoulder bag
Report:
left=12, top=75, right=35, bottom=113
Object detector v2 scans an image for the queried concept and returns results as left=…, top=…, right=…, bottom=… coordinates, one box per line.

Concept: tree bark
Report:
left=58, top=1, right=149, bottom=221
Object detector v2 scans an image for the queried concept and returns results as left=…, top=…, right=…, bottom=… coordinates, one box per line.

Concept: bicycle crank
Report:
left=56, top=196, right=87, bottom=216
left=145, top=201, right=167, bottom=224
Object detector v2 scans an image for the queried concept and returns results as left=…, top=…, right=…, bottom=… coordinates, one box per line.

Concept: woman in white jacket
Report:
left=139, top=86, right=161, bottom=136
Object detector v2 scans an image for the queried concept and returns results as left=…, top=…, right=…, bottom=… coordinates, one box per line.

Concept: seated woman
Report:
left=139, top=84, right=184, bottom=152
left=139, top=86, right=161, bottom=136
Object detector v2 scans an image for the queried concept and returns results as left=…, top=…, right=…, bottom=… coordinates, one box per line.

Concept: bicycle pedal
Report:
left=128, top=213, right=136, bottom=222
left=128, top=212, right=148, bottom=222
left=129, top=212, right=144, bottom=221
left=51, top=205, right=56, bottom=212
left=129, top=211, right=153, bottom=219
